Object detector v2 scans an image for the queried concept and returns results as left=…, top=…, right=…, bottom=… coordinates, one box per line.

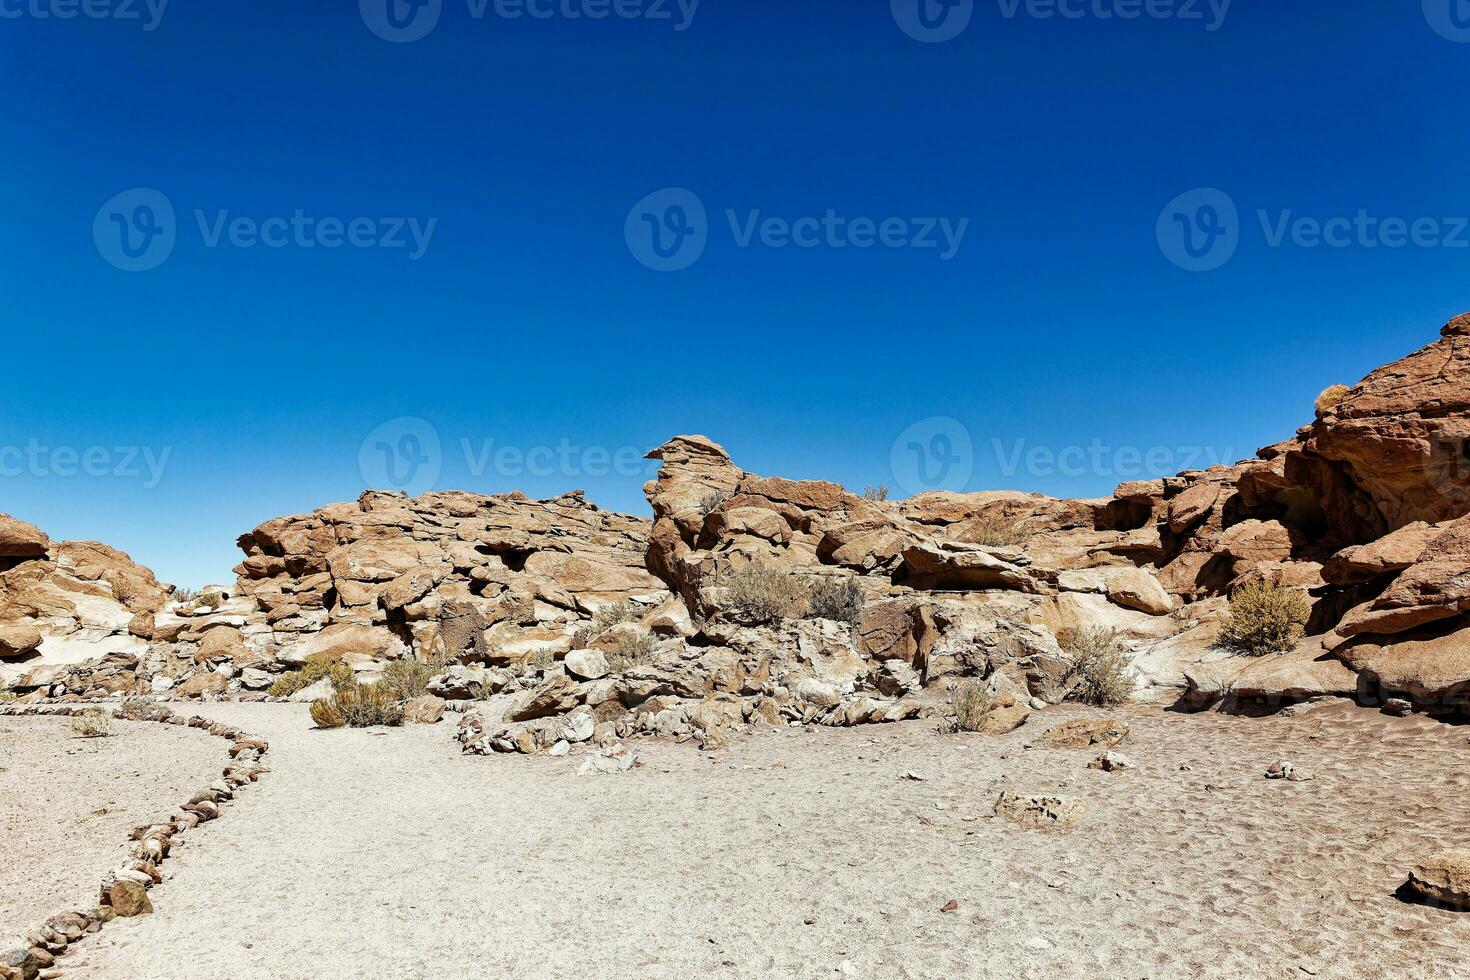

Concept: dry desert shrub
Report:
left=862, top=485, right=890, bottom=501
left=312, top=682, right=404, bottom=729
left=572, top=600, right=641, bottom=648
left=199, top=590, right=227, bottom=609
left=1055, top=626, right=1134, bottom=707
left=804, top=577, right=865, bottom=625
left=172, top=586, right=201, bottom=604
left=70, top=710, right=114, bottom=738
left=0, top=690, right=16, bottom=704
left=950, top=679, right=994, bottom=732
left=1219, top=580, right=1310, bottom=656
left=119, top=696, right=158, bottom=720
left=606, top=631, right=657, bottom=672
left=309, top=697, right=344, bottom=729
left=380, top=656, right=448, bottom=700
left=724, top=562, right=808, bottom=623
left=1315, top=383, right=1350, bottom=415
left=967, top=514, right=1032, bottom=547
left=695, top=489, right=730, bottom=517
left=268, top=654, right=355, bottom=698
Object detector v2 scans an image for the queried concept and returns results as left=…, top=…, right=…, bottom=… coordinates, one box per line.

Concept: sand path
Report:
left=51, top=701, right=1470, bottom=980
left=0, top=715, right=223, bottom=951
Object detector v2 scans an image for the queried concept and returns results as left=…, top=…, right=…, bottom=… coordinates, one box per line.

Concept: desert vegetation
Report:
left=69, top=710, right=114, bottom=738
left=1315, top=383, right=1350, bottom=415
left=267, top=654, right=355, bottom=698
left=949, top=678, right=994, bottom=732
left=805, top=577, right=865, bottom=625
left=1218, top=580, right=1311, bottom=656
left=967, top=514, right=1032, bottom=547
left=1041, top=626, right=1135, bottom=707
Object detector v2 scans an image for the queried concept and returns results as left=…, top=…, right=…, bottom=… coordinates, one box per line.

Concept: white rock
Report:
left=563, top=649, right=610, bottom=681
left=556, top=710, right=595, bottom=744
left=548, top=740, right=570, bottom=757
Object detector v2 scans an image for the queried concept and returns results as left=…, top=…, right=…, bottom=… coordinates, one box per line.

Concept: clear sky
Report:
left=3, top=0, right=1467, bottom=587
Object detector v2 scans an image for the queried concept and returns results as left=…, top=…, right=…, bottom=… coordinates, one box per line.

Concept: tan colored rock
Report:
left=176, top=672, right=227, bottom=698
left=0, top=514, right=49, bottom=558
left=1040, top=717, right=1129, bottom=749
left=994, top=791, right=1086, bottom=830
left=107, top=879, right=153, bottom=917
left=403, top=694, right=446, bottom=724
left=1408, top=850, right=1470, bottom=910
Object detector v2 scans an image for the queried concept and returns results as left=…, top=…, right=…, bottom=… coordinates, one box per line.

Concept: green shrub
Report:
left=606, top=631, right=657, bottom=673
left=967, top=514, right=1032, bottom=547
left=268, top=654, right=355, bottom=698
left=805, top=578, right=865, bottom=625
left=950, top=680, right=994, bottom=732
left=1219, top=580, right=1310, bottom=656
left=1315, top=384, right=1350, bottom=415
left=723, top=563, right=807, bottom=623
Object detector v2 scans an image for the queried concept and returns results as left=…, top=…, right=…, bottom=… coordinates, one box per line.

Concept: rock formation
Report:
left=0, top=515, right=168, bottom=690
left=7, top=313, right=1470, bottom=736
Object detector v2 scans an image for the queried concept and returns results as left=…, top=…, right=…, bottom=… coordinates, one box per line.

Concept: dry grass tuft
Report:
left=950, top=679, right=994, bottom=732
left=573, top=600, right=641, bottom=648
left=70, top=710, right=114, bottom=738
left=1219, top=580, right=1310, bottom=656
left=967, top=514, right=1032, bottom=547
left=606, top=631, right=657, bottom=673
left=380, top=656, right=448, bottom=700
left=268, top=654, right=355, bottom=698
left=1315, top=383, right=1350, bottom=415
left=1055, top=627, right=1135, bottom=707
left=723, top=563, right=808, bottom=623
left=312, top=682, right=404, bottom=729
left=804, top=577, right=865, bottom=625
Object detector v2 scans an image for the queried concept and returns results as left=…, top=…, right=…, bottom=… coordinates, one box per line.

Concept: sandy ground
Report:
left=0, top=715, right=224, bottom=950
left=11, top=701, right=1468, bottom=979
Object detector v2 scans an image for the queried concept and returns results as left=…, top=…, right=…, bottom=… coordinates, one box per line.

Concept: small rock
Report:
left=1407, top=850, right=1470, bottom=910
left=1383, top=697, right=1413, bottom=716
left=1266, top=761, right=1313, bottom=782
left=1040, top=717, right=1129, bottom=750
left=107, top=879, right=153, bottom=917
left=901, top=770, right=927, bottom=782
left=403, top=694, right=446, bottom=724
left=994, top=791, right=1087, bottom=830
left=1088, top=751, right=1134, bottom=772
left=940, top=899, right=958, bottom=913
left=547, top=740, right=570, bottom=757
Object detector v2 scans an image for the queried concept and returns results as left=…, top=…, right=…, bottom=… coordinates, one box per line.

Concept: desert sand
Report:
left=0, top=716, right=223, bottom=951
left=11, top=701, right=1462, bottom=980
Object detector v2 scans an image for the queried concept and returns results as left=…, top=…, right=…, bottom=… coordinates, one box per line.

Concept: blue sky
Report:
left=3, top=0, right=1468, bottom=587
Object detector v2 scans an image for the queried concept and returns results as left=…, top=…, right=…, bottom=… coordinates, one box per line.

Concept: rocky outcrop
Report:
left=0, top=516, right=169, bottom=689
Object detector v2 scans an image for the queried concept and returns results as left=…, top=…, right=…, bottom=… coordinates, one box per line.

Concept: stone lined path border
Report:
left=0, top=701, right=271, bottom=980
